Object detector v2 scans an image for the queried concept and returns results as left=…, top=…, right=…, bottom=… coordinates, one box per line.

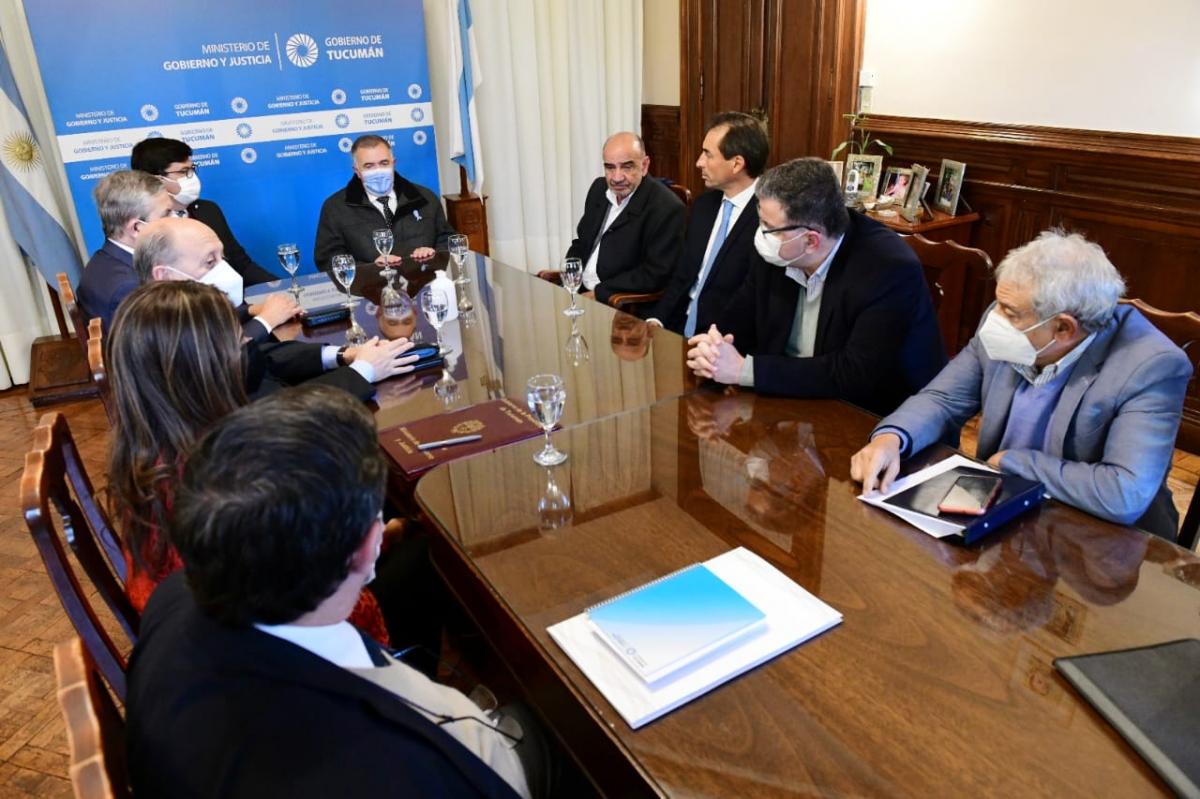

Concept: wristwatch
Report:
left=336, top=345, right=351, bottom=367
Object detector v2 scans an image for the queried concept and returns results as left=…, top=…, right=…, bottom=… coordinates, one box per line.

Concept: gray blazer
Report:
left=876, top=304, right=1192, bottom=539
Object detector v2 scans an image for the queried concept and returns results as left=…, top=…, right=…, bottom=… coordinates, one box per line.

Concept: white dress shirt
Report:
left=582, top=184, right=638, bottom=291
left=688, top=179, right=758, bottom=303
left=366, top=187, right=399, bottom=223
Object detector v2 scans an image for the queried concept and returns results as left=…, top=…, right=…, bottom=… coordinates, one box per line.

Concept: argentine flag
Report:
left=0, top=41, right=81, bottom=286
left=448, top=0, right=484, bottom=195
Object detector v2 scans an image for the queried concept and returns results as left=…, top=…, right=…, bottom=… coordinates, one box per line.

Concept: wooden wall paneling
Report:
left=641, top=104, right=684, bottom=186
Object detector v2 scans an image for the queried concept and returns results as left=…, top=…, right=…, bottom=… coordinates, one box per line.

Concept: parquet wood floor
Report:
left=0, top=389, right=1193, bottom=796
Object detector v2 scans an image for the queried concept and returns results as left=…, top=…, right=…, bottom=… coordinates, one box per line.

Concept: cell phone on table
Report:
left=937, top=475, right=1001, bottom=516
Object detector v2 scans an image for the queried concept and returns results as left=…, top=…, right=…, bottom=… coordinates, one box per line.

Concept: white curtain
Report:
left=425, top=0, right=643, bottom=271
left=0, top=1, right=89, bottom=388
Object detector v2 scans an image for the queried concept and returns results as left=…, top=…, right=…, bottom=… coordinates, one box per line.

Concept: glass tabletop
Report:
left=415, top=390, right=1200, bottom=797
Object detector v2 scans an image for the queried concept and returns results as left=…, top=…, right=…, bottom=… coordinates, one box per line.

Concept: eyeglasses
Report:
left=162, top=166, right=197, bottom=179
left=760, top=222, right=814, bottom=236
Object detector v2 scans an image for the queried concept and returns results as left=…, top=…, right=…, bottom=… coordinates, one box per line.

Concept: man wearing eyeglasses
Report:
left=132, top=137, right=277, bottom=286
left=686, top=157, right=946, bottom=416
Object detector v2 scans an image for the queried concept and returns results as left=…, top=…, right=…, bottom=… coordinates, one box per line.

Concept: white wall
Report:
left=862, top=0, right=1200, bottom=137
left=642, top=0, right=679, bottom=105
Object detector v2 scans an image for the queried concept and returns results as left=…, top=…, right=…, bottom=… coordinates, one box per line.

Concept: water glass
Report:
left=373, top=228, right=396, bottom=281
left=561, top=257, right=584, bottom=317
left=526, top=373, right=567, bottom=466
left=277, top=243, right=301, bottom=300
left=331, top=254, right=357, bottom=306
left=421, top=289, right=451, bottom=355
left=449, top=233, right=471, bottom=285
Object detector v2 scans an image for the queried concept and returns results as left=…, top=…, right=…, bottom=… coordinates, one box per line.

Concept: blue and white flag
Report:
left=0, top=41, right=81, bottom=286
left=448, top=0, right=484, bottom=195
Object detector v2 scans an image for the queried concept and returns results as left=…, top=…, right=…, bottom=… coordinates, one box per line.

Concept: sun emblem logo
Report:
left=451, top=420, right=484, bottom=435
left=412, top=130, right=427, bottom=146
left=236, top=123, right=253, bottom=139
left=334, top=113, right=350, bottom=129
left=331, top=88, right=347, bottom=105
left=2, top=132, right=41, bottom=173
left=140, top=104, right=159, bottom=122
left=231, top=96, right=249, bottom=114
left=285, top=33, right=319, bottom=68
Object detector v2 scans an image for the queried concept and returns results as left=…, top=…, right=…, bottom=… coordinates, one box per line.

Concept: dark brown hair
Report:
left=706, top=111, right=769, bottom=178
left=106, top=281, right=247, bottom=574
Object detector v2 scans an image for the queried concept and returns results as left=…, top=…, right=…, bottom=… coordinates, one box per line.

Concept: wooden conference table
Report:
left=278, top=253, right=1199, bottom=796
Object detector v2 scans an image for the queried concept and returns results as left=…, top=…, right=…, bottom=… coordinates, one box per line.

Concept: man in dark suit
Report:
left=128, top=386, right=533, bottom=798
left=131, top=137, right=277, bottom=286
left=649, top=112, right=769, bottom=335
left=688, top=157, right=946, bottom=417
left=76, top=170, right=177, bottom=330
left=135, top=217, right=417, bottom=400
left=566, top=132, right=685, bottom=306
left=315, top=134, right=456, bottom=271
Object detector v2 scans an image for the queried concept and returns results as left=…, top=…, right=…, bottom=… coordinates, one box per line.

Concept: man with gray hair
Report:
left=851, top=230, right=1193, bottom=538
left=77, top=169, right=176, bottom=329
left=687, top=157, right=945, bottom=415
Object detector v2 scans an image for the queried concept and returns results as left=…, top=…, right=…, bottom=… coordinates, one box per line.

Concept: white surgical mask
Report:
left=978, top=309, right=1057, bottom=366
left=162, top=259, right=244, bottom=307
left=361, top=167, right=394, bottom=196
left=170, top=173, right=202, bottom=206
left=754, top=226, right=804, bottom=267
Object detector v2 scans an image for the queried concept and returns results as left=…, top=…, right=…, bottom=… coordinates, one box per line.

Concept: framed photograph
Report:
left=935, top=159, right=966, bottom=215
left=904, top=163, right=930, bottom=216
left=880, top=167, right=914, bottom=202
left=844, top=154, right=883, bottom=198
left=826, top=160, right=844, bottom=185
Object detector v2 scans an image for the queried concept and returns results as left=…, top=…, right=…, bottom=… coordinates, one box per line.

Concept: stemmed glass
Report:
left=434, top=369, right=459, bottom=406
left=373, top=228, right=396, bottom=282
left=526, top=373, right=567, bottom=466
left=421, top=289, right=451, bottom=355
left=331, top=254, right=366, bottom=345
left=449, top=233, right=471, bottom=286
left=537, top=467, right=572, bottom=530
left=277, top=243, right=301, bottom=300
left=561, top=257, right=584, bottom=317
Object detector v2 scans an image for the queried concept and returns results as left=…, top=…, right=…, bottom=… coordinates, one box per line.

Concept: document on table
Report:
left=858, top=454, right=995, bottom=538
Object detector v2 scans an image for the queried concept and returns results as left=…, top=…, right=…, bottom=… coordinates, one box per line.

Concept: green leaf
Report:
left=874, top=139, right=894, bottom=156
left=831, top=141, right=849, bottom=158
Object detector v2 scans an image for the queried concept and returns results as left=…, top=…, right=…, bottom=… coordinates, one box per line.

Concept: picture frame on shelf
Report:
left=935, top=159, right=966, bottom=216
left=880, top=167, right=914, bottom=203
left=826, top=161, right=844, bottom=185
left=845, top=154, right=883, bottom=199
left=903, top=164, right=930, bottom=217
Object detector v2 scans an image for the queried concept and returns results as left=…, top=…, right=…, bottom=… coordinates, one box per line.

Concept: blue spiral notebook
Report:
left=586, top=563, right=767, bottom=684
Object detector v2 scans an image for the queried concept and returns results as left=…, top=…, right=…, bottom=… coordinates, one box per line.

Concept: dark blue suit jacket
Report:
left=77, top=240, right=137, bottom=331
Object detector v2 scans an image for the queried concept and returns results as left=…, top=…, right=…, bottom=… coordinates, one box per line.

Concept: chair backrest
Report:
left=87, top=318, right=115, bottom=424
left=53, top=637, right=131, bottom=799
left=902, top=234, right=993, bottom=357
left=667, top=181, right=693, bottom=208
left=21, top=412, right=137, bottom=699
left=1119, top=298, right=1200, bottom=550
left=57, top=271, right=89, bottom=356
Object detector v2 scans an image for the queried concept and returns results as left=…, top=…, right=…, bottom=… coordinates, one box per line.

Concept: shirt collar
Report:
left=786, top=233, right=844, bottom=289
left=1012, top=330, right=1098, bottom=386
left=724, top=178, right=758, bottom=211
left=254, top=619, right=373, bottom=669
left=107, top=238, right=134, bottom=255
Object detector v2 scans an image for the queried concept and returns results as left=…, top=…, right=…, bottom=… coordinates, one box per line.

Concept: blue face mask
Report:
left=361, top=167, right=394, bottom=196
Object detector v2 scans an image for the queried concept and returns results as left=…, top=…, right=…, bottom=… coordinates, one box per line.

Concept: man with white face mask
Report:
left=136, top=217, right=419, bottom=400
left=851, top=230, right=1193, bottom=539
left=687, top=157, right=946, bottom=416
left=77, top=170, right=177, bottom=330
left=132, top=137, right=277, bottom=286
left=314, top=135, right=455, bottom=271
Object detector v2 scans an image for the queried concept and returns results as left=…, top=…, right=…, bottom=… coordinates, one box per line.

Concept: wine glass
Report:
left=434, top=369, right=460, bottom=406
left=373, top=228, right=396, bottom=282
left=421, top=289, right=451, bottom=355
left=565, top=319, right=589, bottom=366
left=331, top=254, right=366, bottom=345
left=561, top=257, right=584, bottom=317
left=449, top=233, right=471, bottom=285
left=277, top=243, right=301, bottom=300
left=526, top=373, right=567, bottom=466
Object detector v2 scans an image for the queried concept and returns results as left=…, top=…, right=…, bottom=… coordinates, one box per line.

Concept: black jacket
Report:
left=245, top=340, right=373, bottom=401
left=314, top=172, right=455, bottom=270
left=718, top=211, right=947, bottom=416
left=188, top=199, right=277, bottom=286
left=127, top=573, right=521, bottom=798
left=650, top=188, right=762, bottom=334
left=565, top=176, right=685, bottom=305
